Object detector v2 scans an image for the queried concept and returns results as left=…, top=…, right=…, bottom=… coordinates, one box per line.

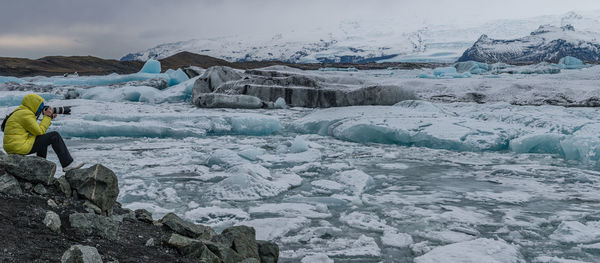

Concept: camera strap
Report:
left=1, top=109, right=21, bottom=132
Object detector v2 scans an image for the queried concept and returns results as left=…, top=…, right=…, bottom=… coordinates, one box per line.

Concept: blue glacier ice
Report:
left=164, top=68, right=190, bottom=86
left=0, top=76, right=24, bottom=84
left=455, top=61, right=491, bottom=74
left=139, top=59, right=162, bottom=74
left=557, top=56, right=588, bottom=69
left=0, top=93, right=61, bottom=107
left=79, top=86, right=166, bottom=103
left=433, top=67, right=457, bottom=76
left=419, top=67, right=472, bottom=79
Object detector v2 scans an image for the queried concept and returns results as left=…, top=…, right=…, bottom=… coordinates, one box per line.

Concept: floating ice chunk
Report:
left=259, top=149, right=322, bottom=164
left=55, top=120, right=205, bottom=139
left=249, top=203, right=331, bottom=219
left=238, top=147, right=267, bottom=161
left=139, top=59, right=162, bottom=74
left=311, top=180, right=344, bottom=193
left=165, top=68, right=189, bottom=86
left=557, top=56, right=586, bottom=70
left=184, top=206, right=249, bottom=229
left=382, top=230, right=413, bottom=248
left=375, top=163, right=409, bottom=170
left=434, top=67, right=457, bottom=76
left=455, top=61, right=490, bottom=74
left=210, top=164, right=301, bottom=201
left=301, top=254, right=334, bottom=263
left=433, top=206, right=492, bottom=225
left=465, top=191, right=532, bottom=204
left=207, top=149, right=250, bottom=168
left=0, top=93, right=61, bottom=107
left=162, top=76, right=199, bottom=102
left=418, top=230, right=477, bottom=243
left=414, top=238, right=524, bottom=263
left=336, top=169, right=374, bottom=196
left=79, top=86, right=166, bottom=103
left=0, top=76, right=24, bottom=84
left=274, top=97, right=288, bottom=109
left=290, top=136, right=309, bottom=153
left=239, top=217, right=310, bottom=240
left=534, top=256, right=588, bottom=263
left=340, top=211, right=388, bottom=232
left=195, top=93, right=264, bottom=109
left=549, top=221, right=600, bottom=243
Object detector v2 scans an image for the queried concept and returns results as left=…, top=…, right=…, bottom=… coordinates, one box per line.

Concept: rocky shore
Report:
left=0, top=153, right=278, bottom=263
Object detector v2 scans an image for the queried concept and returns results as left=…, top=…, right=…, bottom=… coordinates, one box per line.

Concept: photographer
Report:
left=2, top=93, right=83, bottom=171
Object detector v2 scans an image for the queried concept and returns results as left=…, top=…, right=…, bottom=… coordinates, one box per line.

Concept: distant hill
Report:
left=0, top=51, right=445, bottom=77
left=457, top=25, right=600, bottom=63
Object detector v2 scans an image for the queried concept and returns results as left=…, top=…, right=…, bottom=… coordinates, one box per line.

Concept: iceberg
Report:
left=139, top=59, right=162, bottom=74
left=557, top=56, right=588, bottom=69
left=414, top=238, right=524, bottom=263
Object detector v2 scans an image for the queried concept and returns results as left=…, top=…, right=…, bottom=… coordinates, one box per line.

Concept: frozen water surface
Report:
left=2, top=66, right=600, bottom=262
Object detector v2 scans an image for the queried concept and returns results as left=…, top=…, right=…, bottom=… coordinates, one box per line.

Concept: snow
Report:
left=414, top=238, right=524, bottom=263
left=301, top=254, right=334, bottom=263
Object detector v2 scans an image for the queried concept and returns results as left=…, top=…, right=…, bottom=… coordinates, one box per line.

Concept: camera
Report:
left=43, top=106, right=71, bottom=115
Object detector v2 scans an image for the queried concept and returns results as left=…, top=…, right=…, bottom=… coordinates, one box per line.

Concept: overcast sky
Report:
left=1, top=0, right=599, bottom=59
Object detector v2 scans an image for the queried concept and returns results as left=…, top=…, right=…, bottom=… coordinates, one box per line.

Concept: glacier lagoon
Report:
left=2, top=66, right=600, bottom=262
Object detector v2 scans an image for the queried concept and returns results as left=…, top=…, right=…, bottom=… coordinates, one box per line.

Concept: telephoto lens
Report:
left=43, top=106, right=72, bottom=115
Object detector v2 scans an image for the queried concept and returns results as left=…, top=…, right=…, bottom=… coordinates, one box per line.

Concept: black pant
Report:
left=29, top=131, right=73, bottom=168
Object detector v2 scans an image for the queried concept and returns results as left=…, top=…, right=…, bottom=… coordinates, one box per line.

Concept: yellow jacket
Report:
left=3, top=94, right=52, bottom=154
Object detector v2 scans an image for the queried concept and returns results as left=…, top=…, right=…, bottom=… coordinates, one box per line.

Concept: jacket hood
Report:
left=21, top=94, right=45, bottom=114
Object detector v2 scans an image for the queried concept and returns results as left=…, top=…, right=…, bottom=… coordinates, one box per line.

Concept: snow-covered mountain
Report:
left=122, top=11, right=600, bottom=63
left=458, top=25, right=600, bottom=63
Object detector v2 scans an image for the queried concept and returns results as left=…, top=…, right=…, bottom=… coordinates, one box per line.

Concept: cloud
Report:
left=0, top=35, right=79, bottom=50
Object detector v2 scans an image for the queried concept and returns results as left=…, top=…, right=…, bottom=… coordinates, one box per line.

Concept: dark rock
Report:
left=60, top=245, right=103, bottom=263
left=0, top=155, right=56, bottom=185
left=202, top=240, right=245, bottom=263
left=66, top=164, right=119, bottom=215
left=167, top=234, right=221, bottom=263
left=0, top=173, right=22, bottom=195
left=145, top=238, right=155, bottom=247
left=44, top=211, right=61, bottom=233
left=240, top=258, right=260, bottom=263
left=33, top=184, right=48, bottom=195
left=69, top=212, right=119, bottom=240
left=257, top=240, right=279, bottom=263
left=47, top=199, right=58, bottom=208
left=134, top=209, right=153, bottom=223
left=22, top=182, right=33, bottom=191
left=214, top=225, right=260, bottom=260
left=159, top=212, right=216, bottom=239
left=84, top=200, right=102, bottom=215
left=183, top=67, right=204, bottom=78
left=54, top=176, right=72, bottom=197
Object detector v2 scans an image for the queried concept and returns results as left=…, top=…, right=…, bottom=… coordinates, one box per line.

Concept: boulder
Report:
left=159, top=212, right=216, bottom=239
left=257, top=240, right=279, bottom=263
left=54, top=176, right=72, bottom=197
left=84, top=200, right=102, bottom=215
left=134, top=209, right=153, bottom=223
left=0, top=173, right=22, bottom=195
left=214, top=226, right=260, bottom=260
left=240, top=258, right=260, bottom=263
left=60, top=245, right=103, bottom=263
left=47, top=199, right=58, bottom=208
left=33, top=184, right=48, bottom=195
left=0, top=155, right=56, bottom=185
left=44, top=211, right=61, bottom=232
left=167, top=233, right=222, bottom=263
left=202, top=240, right=246, bottom=263
left=69, top=212, right=119, bottom=240
left=65, top=164, right=119, bottom=215
left=194, top=93, right=264, bottom=109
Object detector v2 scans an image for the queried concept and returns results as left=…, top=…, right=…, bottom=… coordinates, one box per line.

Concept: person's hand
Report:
left=51, top=113, right=57, bottom=119
left=43, top=107, right=53, bottom=117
